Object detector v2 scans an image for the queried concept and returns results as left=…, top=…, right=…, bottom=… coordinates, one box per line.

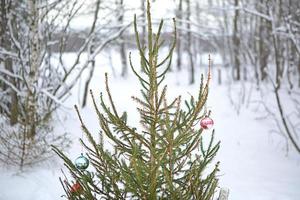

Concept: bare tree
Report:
left=236, top=0, right=300, bottom=153
left=0, top=0, right=129, bottom=170
left=81, top=0, right=100, bottom=108
left=80, top=0, right=130, bottom=107
left=0, top=0, right=18, bottom=125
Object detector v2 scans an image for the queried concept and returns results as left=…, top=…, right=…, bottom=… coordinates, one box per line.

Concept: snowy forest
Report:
left=0, top=0, right=300, bottom=199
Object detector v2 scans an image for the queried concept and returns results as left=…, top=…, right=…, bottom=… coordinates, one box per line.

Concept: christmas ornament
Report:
left=200, top=116, right=214, bottom=129
left=70, top=182, right=82, bottom=194
left=75, top=153, right=89, bottom=170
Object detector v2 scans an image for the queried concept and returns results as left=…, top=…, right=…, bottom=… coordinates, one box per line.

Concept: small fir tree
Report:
left=53, top=1, right=220, bottom=199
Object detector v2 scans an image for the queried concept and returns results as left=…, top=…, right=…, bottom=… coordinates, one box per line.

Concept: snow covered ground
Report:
left=0, top=52, right=300, bottom=200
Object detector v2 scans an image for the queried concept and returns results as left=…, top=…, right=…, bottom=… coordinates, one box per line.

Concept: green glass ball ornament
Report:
left=75, top=153, right=89, bottom=170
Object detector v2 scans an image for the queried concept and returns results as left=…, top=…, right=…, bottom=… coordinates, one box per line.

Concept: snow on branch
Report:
left=0, top=68, right=23, bottom=80
left=241, top=6, right=272, bottom=21
left=0, top=76, right=22, bottom=95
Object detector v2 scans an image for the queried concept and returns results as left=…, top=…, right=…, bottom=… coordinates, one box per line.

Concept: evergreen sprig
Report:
left=53, top=1, right=220, bottom=199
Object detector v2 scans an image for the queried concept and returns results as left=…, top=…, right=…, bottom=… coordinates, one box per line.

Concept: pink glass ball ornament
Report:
left=200, top=116, right=214, bottom=130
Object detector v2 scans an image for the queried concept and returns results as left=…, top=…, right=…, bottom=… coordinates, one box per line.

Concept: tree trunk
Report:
left=258, top=22, right=268, bottom=81
left=298, top=56, right=300, bottom=88
left=82, top=54, right=95, bottom=108
left=119, top=0, right=127, bottom=77
left=253, top=13, right=260, bottom=86
left=232, top=0, right=240, bottom=81
left=27, top=0, right=40, bottom=139
left=221, top=0, right=232, bottom=69
left=271, top=0, right=284, bottom=88
left=258, top=0, right=269, bottom=81
left=176, top=0, right=183, bottom=71
left=186, top=0, right=194, bottom=84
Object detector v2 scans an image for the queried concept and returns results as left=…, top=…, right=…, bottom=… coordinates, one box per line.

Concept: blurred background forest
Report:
left=0, top=0, right=300, bottom=199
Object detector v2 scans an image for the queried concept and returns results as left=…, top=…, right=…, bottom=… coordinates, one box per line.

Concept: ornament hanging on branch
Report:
left=74, top=153, right=89, bottom=170
left=70, top=182, right=82, bottom=194
left=200, top=116, right=214, bottom=130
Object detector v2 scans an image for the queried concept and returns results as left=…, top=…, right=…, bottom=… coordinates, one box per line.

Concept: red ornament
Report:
left=200, top=116, right=214, bottom=129
left=70, top=182, right=82, bottom=194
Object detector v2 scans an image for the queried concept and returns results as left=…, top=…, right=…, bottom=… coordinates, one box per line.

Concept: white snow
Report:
left=0, top=52, right=300, bottom=200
